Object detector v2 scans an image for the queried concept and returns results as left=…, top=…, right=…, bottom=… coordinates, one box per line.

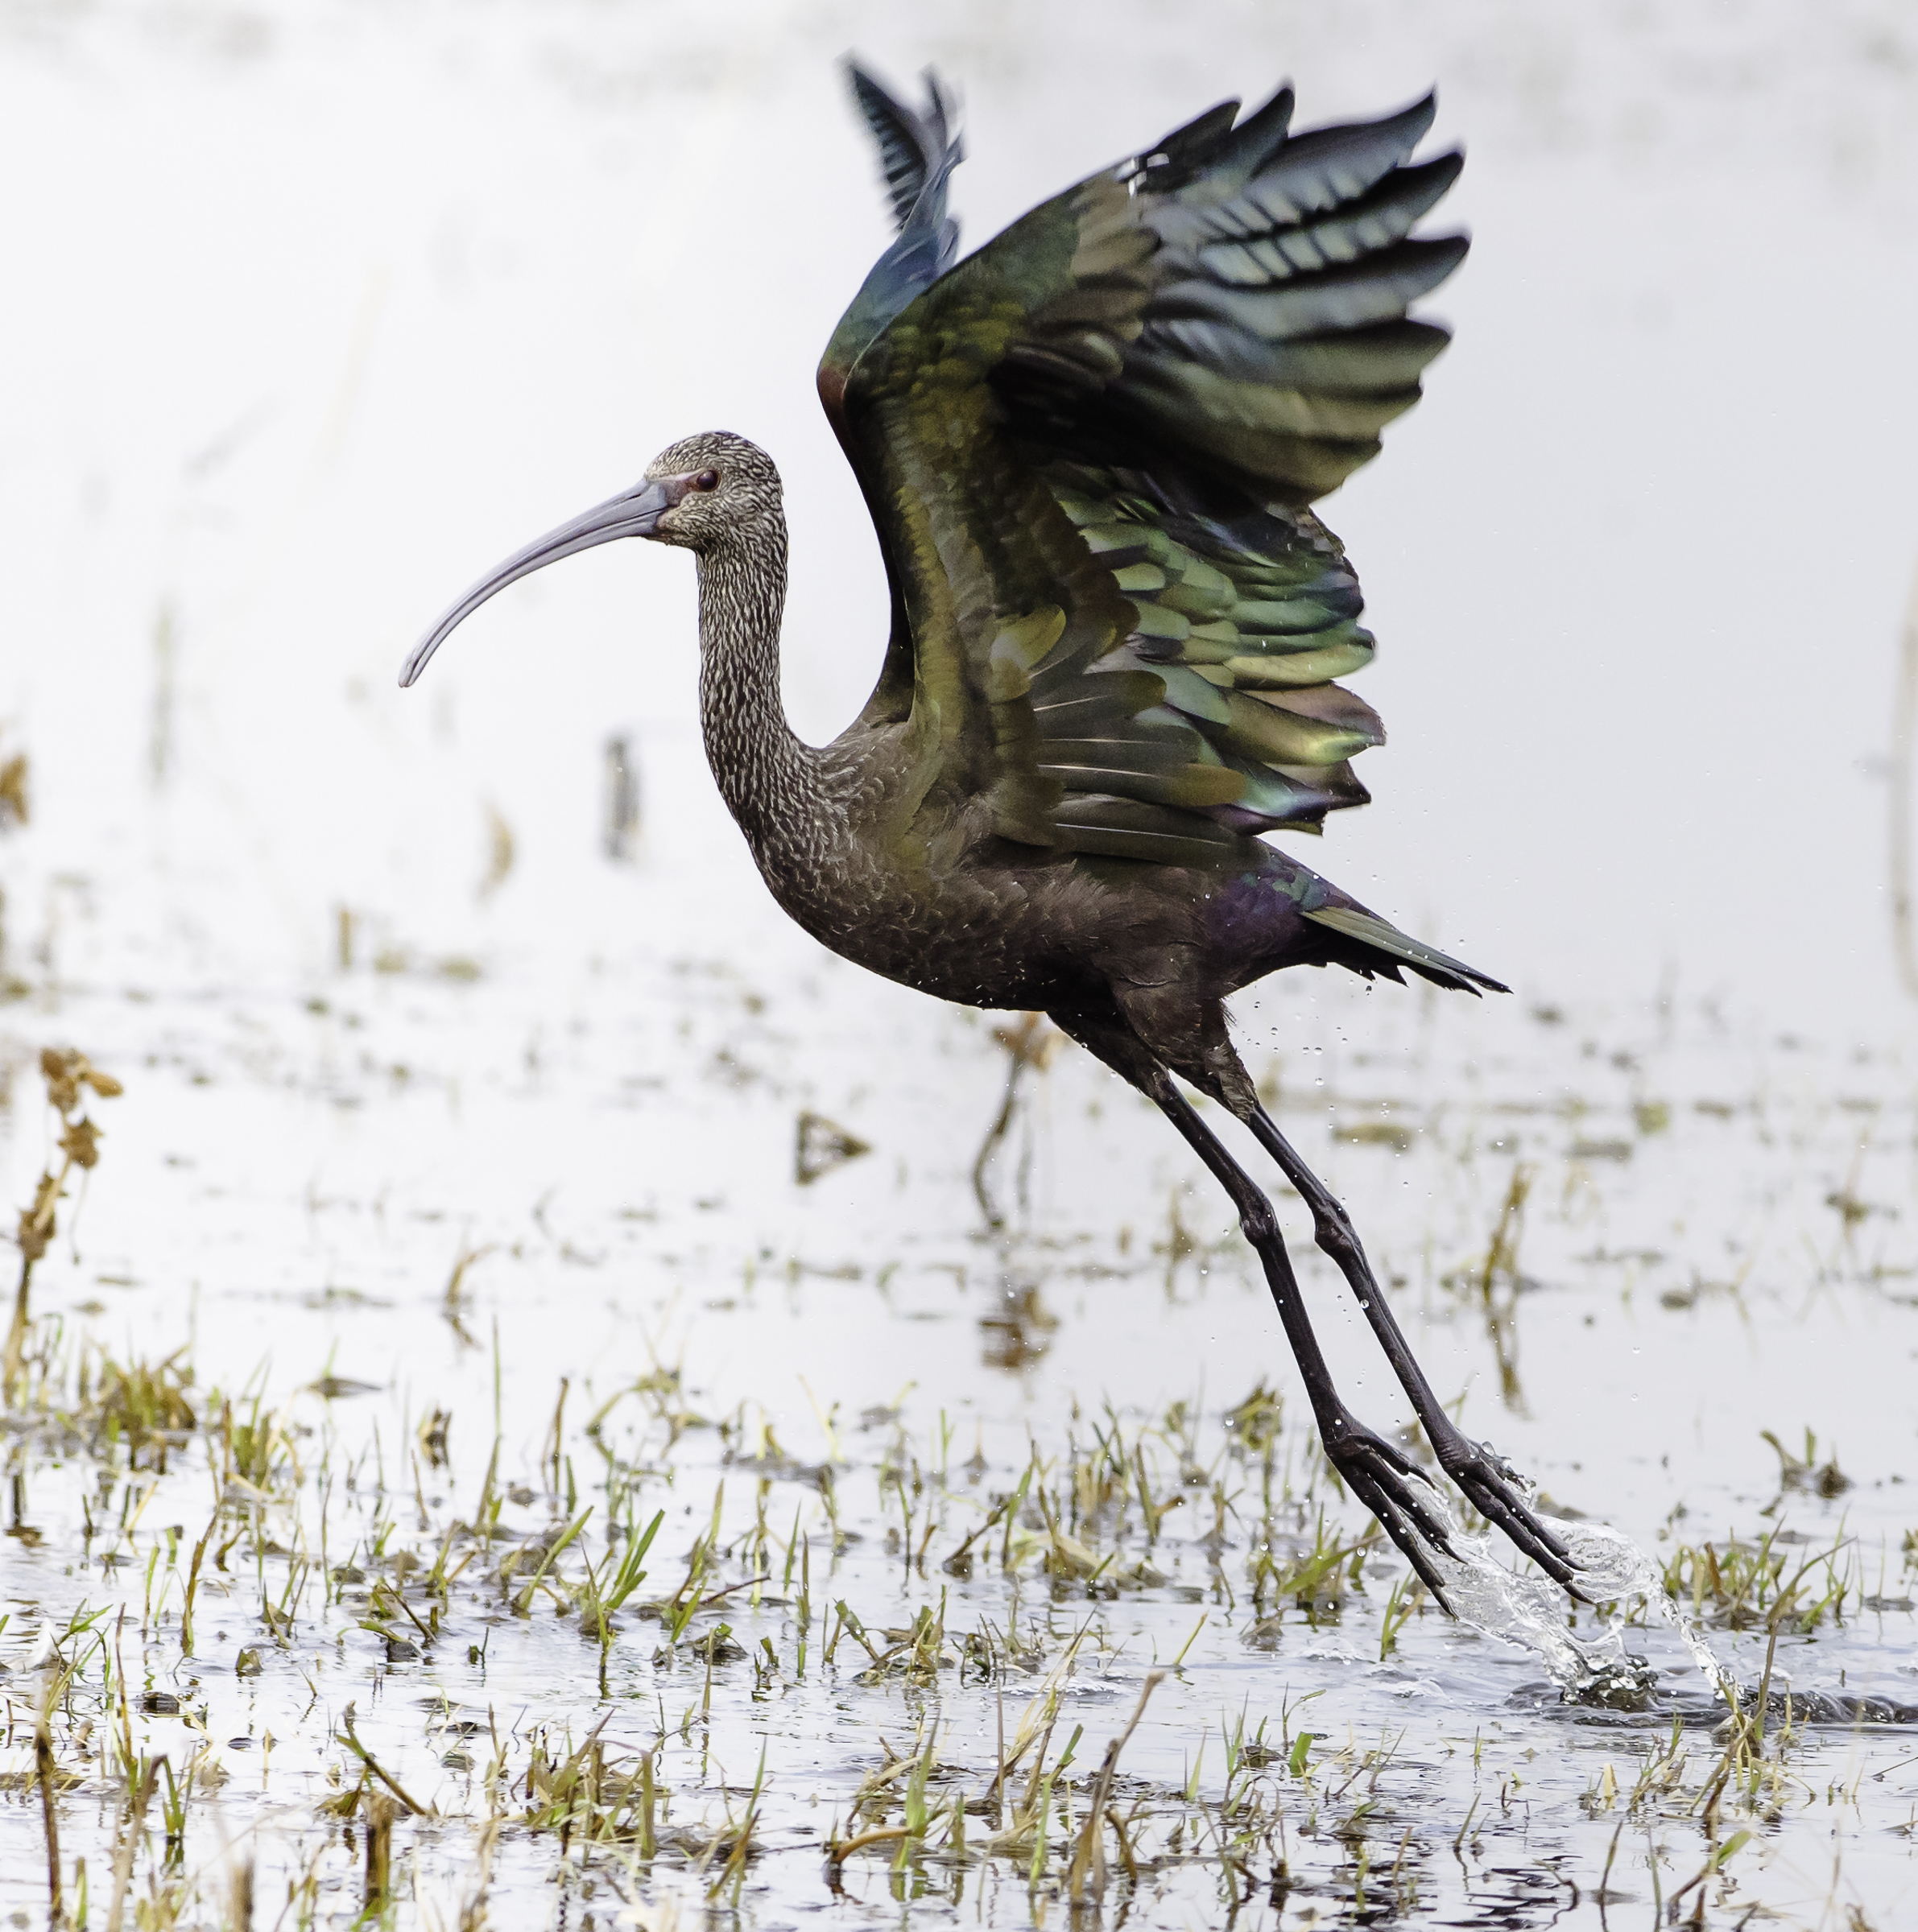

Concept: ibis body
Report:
left=402, top=67, right=1581, bottom=1603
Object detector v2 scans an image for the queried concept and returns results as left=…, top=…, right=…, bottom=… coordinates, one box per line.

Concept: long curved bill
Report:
left=398, top=475, right=676, bottom=688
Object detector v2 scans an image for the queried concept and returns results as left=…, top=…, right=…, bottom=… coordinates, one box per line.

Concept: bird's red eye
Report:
left=691, top=469, right=719, bottom=492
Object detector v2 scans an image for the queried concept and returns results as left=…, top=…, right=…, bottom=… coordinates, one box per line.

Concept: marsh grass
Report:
left=10, top=1300, right=1897, bottom=1932
left=0, top=1329, right=1326, bottom=1918
left=1660, top=1524, right=1859, bottom=1633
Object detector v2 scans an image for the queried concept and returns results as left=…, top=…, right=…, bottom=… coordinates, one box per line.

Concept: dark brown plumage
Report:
left=399, top=67, right=1582, bottom=1607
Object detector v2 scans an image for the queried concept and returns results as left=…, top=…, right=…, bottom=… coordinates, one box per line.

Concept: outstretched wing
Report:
left=824, top=76, right=1465, bottom=862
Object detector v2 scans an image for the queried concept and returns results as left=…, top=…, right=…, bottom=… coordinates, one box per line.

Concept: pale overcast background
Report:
left=2, top=0, right=1916, bottom=1031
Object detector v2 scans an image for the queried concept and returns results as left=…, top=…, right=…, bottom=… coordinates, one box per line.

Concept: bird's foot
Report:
left=1319, top=1414, right=1457, bottom=1609
left=1432, top=1431, right=1585, bottom=1596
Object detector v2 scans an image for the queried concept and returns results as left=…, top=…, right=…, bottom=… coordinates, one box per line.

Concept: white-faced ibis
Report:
left=400, top=66, right=1580, bottom=1604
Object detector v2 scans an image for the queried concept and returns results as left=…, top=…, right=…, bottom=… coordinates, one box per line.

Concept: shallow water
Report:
left=5, top=925, right=1918, bottom=1929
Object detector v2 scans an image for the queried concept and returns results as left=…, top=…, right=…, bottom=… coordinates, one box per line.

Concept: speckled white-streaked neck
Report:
left=694, top=517, right=843, bottom=904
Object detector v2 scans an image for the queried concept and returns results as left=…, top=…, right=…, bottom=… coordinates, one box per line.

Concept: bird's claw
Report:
left=1320, top=1418, right=1457, bottom=1612
left=1324, top=1422, right=1589, bottom=1611
left=1438, top=1435, right=1586, bottom=1598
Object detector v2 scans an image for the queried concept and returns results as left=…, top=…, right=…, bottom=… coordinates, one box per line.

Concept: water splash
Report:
left=1422, top=1487, right=1737, bottom=1709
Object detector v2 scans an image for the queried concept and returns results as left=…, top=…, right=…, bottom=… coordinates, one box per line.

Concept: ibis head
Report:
left=398, top=430, right=779, bottom=688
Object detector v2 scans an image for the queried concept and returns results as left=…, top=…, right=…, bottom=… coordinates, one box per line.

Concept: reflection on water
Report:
left=978, top=1278, right=1058, bottom=1374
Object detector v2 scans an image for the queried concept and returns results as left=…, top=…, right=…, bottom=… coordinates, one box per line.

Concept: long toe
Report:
left=1324, top=1426, right=1459, bottom=1606
left=1342, top=1462, right=1453, bottom=1608
left=1448, top=1457, right=1587, bottom=1596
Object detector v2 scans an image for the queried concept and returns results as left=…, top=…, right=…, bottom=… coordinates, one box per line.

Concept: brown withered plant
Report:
left=4, top=1047, right=121, bottom=1401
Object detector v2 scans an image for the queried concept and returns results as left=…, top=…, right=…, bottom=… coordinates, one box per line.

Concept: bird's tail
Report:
left=1302, top=903, right=1508, bottom=996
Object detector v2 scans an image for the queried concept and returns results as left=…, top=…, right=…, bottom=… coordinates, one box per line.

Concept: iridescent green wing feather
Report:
left=826, top=77, right=1465, bottom=861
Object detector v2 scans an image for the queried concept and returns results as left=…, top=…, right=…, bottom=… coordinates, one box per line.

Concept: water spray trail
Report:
left=1424, top=1490, right=1737, bottom=1704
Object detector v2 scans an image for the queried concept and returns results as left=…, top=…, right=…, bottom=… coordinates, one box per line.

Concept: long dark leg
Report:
left=1241, top=1102, right=1579, bottom=1590
left=1052, top=1010, right=1461, bottom=1604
